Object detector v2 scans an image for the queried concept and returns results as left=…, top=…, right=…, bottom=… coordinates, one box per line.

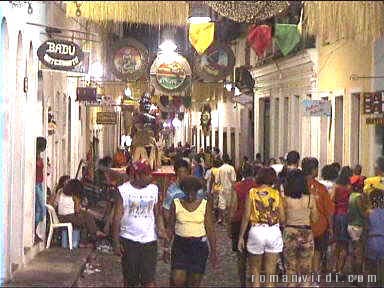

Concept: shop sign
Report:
left=363, top=92, right=384, bottom=114
left=193, top=45, right=235, bottom=82
left=76, top=87, right=97, bottom=102
left=110, top=38, right=149, bottom=81
left=302, top=100, right=331, bottom=117
left=96, top=112, right=117, bottom=125
left=150, top=53, right=191, bottom=93
left=366, top=117, right=384, bottom=125
left=37, top=39, right=83, bottom=71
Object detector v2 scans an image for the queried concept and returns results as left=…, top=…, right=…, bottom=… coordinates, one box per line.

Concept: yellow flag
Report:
left=189, top=22, right=215, bottom=55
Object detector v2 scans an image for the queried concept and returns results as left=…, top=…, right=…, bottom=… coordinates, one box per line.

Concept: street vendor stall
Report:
left=151, top=165, right=176, bottom=202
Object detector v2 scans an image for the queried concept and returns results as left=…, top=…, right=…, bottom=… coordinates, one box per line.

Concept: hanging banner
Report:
left=110, top=38, right=149, bottom=81
left=37, top=39, right=84, bottom=71
left=302, top=99, right=331, bottom=117
left=193, top=45, right=235, bottom=82
left=96, top=112, right=117, bottom=125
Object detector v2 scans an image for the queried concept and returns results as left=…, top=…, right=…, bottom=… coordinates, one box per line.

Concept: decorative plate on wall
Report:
left=150, top=52, right=192, bottom=95
left=110, top=38, right=149, bottom=81
left=193, top=44, right=235, bottom=82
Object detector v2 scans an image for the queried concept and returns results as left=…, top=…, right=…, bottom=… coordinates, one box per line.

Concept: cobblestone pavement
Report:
left=75, top=223, right=240, bottom=287
left=75, top=224, right=380, bottom=287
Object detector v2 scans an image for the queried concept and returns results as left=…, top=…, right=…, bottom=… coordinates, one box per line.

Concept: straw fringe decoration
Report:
left=65, top=1, right=189, bottom=26
left=304, top=1, right=384, bottom=43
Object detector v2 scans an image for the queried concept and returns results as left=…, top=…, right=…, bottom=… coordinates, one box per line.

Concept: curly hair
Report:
left=255, top=167, right=277, bottom=186
left=179, top=176, right=203, bottom=194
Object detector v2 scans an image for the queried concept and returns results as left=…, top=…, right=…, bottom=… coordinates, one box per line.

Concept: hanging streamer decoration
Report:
left=247, top=25, right=272, bottom=57
left=205, top=1, right=289, bottom=23
left=189, top=22, right=215, bottom=55
left=274, top=23, right=301, bottom=56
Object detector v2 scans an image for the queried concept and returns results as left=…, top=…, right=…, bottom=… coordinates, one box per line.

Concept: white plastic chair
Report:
left=45, top=204, right=73, bottom=250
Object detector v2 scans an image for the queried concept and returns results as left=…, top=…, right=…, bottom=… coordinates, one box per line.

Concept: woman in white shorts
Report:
left=238, top=167, right=285, bottom=287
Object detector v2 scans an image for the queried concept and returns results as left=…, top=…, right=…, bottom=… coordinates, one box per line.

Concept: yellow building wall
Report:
left=318, top=39, right=374, bottom=175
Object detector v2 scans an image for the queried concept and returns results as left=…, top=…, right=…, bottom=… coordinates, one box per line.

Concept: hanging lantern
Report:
left=178, top=112, right=185, bottom=121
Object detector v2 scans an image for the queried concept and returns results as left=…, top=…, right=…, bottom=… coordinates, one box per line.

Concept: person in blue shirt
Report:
left=163, top=158, right=206, bottom=226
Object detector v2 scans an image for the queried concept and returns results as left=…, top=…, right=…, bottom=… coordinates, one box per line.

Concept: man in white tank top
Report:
left=112, top=160, right=167, bottom=287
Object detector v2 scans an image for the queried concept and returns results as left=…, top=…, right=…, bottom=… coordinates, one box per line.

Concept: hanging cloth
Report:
left=188, top=22, right=215, bottom=55
left=274, top=23, right=301, bottom=56
left=247, top=25, right=272, bottom=57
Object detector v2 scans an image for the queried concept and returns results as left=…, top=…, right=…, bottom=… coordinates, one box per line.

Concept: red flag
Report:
left=247, top=25, right=272, bottom=57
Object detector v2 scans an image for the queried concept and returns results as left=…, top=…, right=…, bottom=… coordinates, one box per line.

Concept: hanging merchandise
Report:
left=274, top=23, right=301, bottom=56
left=193, top=44, right=235, bottom=82
left=150, top=52, right=192, bottom=95
left=183, top=96, right=192, bottom=109
left=178, top=112, right=185, bottom=121
left=247, top=25, right=272, bottom=57
left=200, top=104, right=211, bottom=136
left=189, top=22, right=215, bottom=55
left=110, top=38, right=149, bottom=81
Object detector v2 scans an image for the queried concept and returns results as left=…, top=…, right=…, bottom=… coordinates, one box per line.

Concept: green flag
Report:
left=274, top=24, right=301, bottom=56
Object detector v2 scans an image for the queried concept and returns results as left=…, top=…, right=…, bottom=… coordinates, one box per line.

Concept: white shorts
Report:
left=247, top=224, right=283, bottom=255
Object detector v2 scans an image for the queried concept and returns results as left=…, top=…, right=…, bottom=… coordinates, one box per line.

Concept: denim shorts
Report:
left=333, top=214, right=350, bottom=242
left=366, top=235, right=384, bottom=260
left=171, top=235, right=209, bottom=274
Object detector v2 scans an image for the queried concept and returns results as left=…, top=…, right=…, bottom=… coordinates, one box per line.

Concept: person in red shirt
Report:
left=35, top=137, right=47, bottom=243
left=333, top=166, right=353, bottom=276
left=228, top=163, right=260, bottom=288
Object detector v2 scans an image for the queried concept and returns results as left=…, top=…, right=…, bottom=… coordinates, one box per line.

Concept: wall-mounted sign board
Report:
left=76, top=87, right=97, bottom=102
left=363, top=92, right=384, bottom=114
left=366, top=117, right=384, bottom=125
left=302, top=100, right=331, bottom=117
left=37, top=39, right=84, bottom=72
left=96, top=112, right=117, bottom=125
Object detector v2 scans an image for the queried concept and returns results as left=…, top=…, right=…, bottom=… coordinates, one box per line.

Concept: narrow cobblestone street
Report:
left=75, top=224, right=240, bottom=287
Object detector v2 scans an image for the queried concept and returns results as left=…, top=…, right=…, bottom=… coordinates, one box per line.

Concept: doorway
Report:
left=334, top=96, right=344, bottom=164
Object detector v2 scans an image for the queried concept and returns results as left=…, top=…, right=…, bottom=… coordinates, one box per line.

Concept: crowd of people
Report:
left=43, top=142, right=384, bottom=287
left=110, top=148, right=384, bottom=287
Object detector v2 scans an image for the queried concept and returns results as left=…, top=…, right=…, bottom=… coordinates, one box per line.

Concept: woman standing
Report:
left=332, top=166, right=353, bottom=276
left=35, top=137, right=47, bottom=243
left=238, top=167, right=285, bottom=288
left=283, top=169, right=319, bottom=287
left=167, top=176, right=217, bottom=287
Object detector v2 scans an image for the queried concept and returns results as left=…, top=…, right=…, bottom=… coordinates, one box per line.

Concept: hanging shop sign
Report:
left=110, top=38, right=149, bottom=81
left=150, top=52, right=192, bottom=94
left=76, top=87, right=97, bottom=102
left=366, top=117, right=384, bottom=125
left=193, top=45, right=235, bottom=82
left=96, top=112, right=117, bottom=125
left=302, top=100, right=331, bottom=117
left=37, top=39, right=84, bottom=71
left=363, top=92, right=384, bottom=114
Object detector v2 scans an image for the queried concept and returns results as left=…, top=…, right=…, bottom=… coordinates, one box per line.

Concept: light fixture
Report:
left=159, top=40, right=177, bottom=53
left=89, top=61, right=103, bottom=79
left=188, top=2, right=213, bottom=24
left=172, top=117, right=182, bottom=128
left=188, top=16, right=211, bottom=24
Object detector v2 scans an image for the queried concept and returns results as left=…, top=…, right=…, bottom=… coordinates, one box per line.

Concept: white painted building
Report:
left=0, top=2, right=102, bottom=283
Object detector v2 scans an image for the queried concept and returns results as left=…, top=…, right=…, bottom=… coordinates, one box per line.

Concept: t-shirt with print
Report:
left=119, top=182, right=158, bottom=243
left=218, top=163, right=236, bottom=190
left=249, top=186, right=281, bottom=225
left=162, top=182, right=205, bottom=210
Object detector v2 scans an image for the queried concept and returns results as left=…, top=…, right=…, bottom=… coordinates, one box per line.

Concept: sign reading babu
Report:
left=37, top=39, right=84, bottom=71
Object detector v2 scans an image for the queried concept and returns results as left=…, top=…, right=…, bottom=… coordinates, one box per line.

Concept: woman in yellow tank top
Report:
left=238, top=167, right=285, bottom=288
left=167, top=176, right=217, bottom=287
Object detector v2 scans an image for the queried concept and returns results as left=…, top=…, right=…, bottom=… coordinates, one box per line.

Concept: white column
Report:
left=235, top=127, right=240, bottom=167
left=218, top=102, right=224, bottom=153
left=269, top=96, right=277, bottom=158
left=226, top=126, right=231, bottom=158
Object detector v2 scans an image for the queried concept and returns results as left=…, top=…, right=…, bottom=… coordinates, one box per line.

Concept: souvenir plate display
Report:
left=193, top=44, right=235, bottom=82
left=150, top=52, right=192, bottom=94
left=110, top=38, right=149, bottom=81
